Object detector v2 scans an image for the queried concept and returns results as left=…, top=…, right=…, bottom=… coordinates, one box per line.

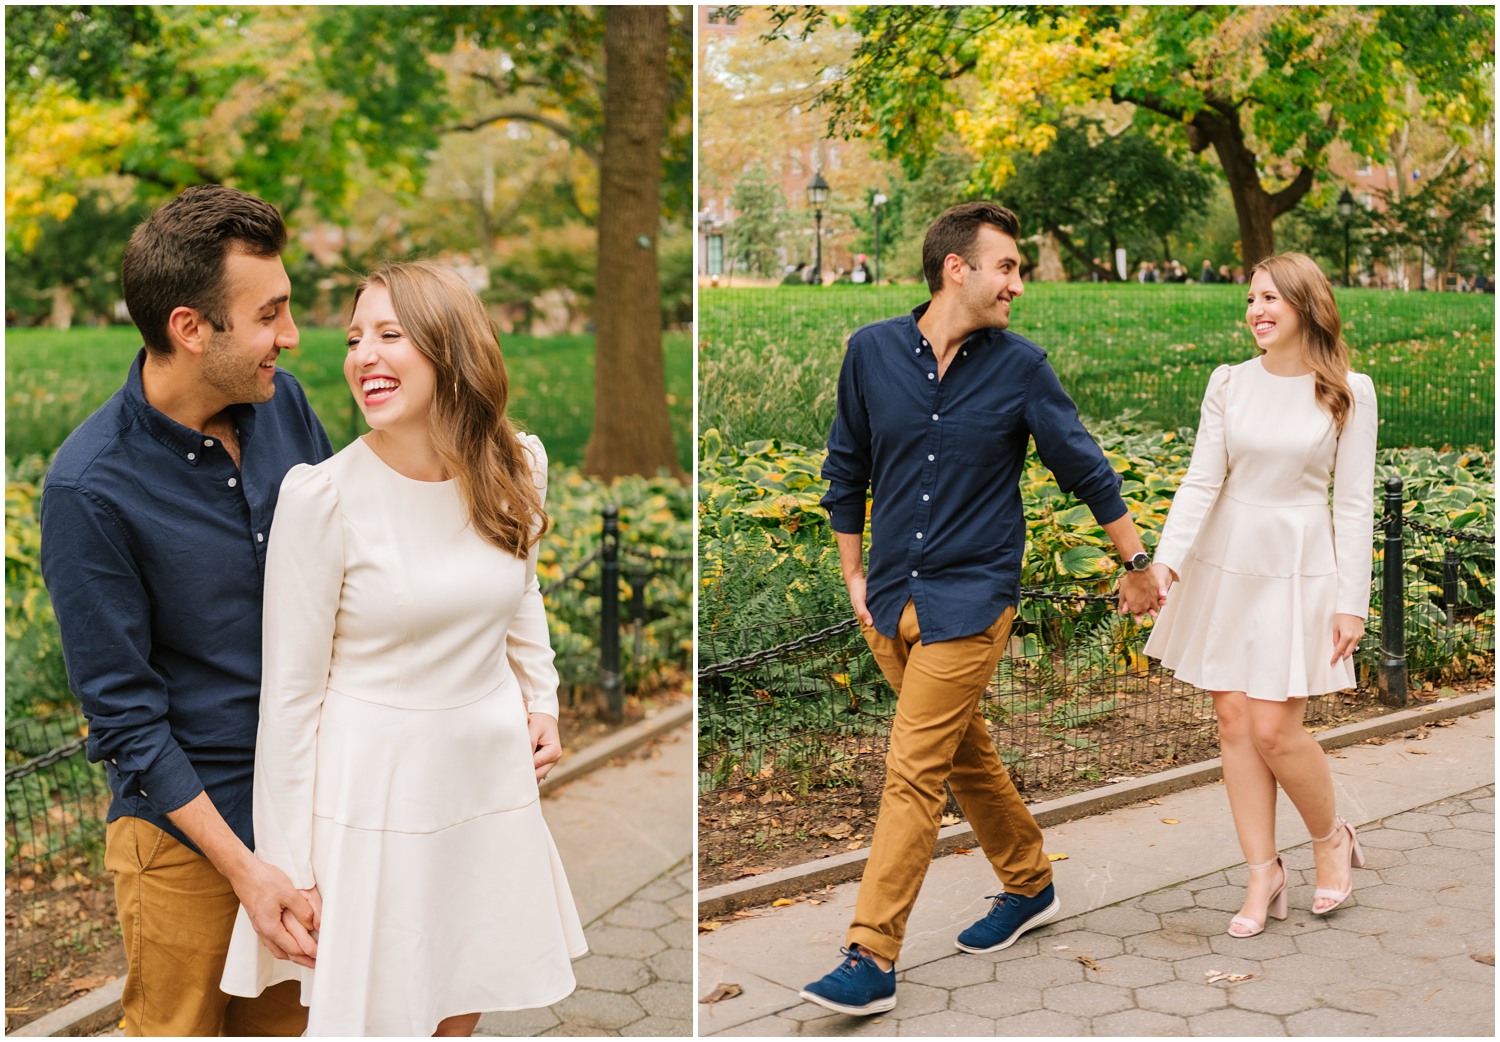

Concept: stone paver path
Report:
left=712, top=786, right=1495, bottom=1037
left=480, top=855, right=693, bottom=1037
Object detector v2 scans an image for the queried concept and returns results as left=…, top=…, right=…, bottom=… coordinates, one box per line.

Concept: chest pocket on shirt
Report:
left=945, top=408, right=1023, bottom=467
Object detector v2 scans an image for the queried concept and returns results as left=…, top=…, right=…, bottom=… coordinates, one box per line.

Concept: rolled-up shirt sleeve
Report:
left=821, top=339, right=873, bottom=534
left=1024, top=356, right=1127, bottom=525
left=39, top=484, right=204, bottom=814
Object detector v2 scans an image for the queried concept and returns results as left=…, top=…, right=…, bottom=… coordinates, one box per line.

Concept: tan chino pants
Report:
left=105, top=817, right=307, bottom=1037
left=847, top=600, right=1052, bottom=962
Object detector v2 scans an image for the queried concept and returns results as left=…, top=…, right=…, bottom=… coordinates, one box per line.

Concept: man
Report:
left=40, top=185, right=332, bottom=1036
left=801, top=202, right=1163, bottom=1016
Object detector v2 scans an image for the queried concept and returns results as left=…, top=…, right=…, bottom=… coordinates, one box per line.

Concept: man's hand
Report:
left=530, top=712, right=562, bottom=781
left=1331, top=613, right=1364, bottom=665
left=1117, top=568, right=1166, bottom=623
left=234, top=859, right=318, bottom=968
left=845, top=572, right=874, bottom=627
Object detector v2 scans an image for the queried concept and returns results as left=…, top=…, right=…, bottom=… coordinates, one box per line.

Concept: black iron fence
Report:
left=698, top=482, right=1494, bottom=884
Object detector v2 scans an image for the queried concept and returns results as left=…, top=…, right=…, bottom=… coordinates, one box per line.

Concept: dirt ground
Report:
left=698, top=674, right=1491, bottom=889
left=3, top=681, right=687, bottom=1034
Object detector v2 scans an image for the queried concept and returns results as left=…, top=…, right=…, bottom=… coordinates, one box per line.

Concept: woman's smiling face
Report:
left=1246, top=269, right=1302, bottom=352
left=345, top=284, right=438, bottom=433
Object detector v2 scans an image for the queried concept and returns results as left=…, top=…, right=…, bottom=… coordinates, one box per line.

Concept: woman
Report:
left=221, top=261, right=587, bottom=1034
left=1144, top=252, right=1378, bottom=938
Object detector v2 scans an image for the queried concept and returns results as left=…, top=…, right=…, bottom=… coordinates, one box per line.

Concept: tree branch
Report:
left=442, top=111, right=598, bottom=162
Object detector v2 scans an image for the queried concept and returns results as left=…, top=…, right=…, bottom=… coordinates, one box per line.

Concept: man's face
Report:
left=198, top=249, right=297, bottom=405
left=955, top=224, right=1025, bottom=331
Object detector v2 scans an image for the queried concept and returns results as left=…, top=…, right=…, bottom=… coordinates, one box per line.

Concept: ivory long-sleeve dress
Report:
left=1144, top=356, right=1378, bottom=700
left=221, top=434, right=586, bottom=1036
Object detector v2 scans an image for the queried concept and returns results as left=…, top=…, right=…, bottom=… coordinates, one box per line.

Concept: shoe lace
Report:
left=835, top=945, right=873, bottom=974
left=983, top=892, right=1020, bottom=914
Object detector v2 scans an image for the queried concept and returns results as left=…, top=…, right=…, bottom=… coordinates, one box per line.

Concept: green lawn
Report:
left=698, top=283, right=1495, bottom=450
left=5, top=326, right=693, bottom=471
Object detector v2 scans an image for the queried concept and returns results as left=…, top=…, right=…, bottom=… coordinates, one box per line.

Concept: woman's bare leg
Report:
left=434, top=1013, right=482, bottom=1037
left=1213, top=692, right=1285, bottom=926
left=1241, top=696, right=1352, bottom=909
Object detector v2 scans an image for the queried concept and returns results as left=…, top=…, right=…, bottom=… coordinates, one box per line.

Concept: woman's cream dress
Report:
left=1145, top=356, right=1378, bottom=699
left=221, top=434, right=586, bottom=1035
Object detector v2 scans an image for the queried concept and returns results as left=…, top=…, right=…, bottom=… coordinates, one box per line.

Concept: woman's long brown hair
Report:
left=1249, top=252, right=1354, bottom=432
left=354, top=261, right=548, bottom=557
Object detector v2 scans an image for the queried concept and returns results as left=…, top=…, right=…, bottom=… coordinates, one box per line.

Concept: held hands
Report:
left=237, top=860, right=319, bottom=968
left=529, top=711, right=563, bottom=781
left=845, top=572, right=874, bottom=627
left=1117, top=566, right=1169, bottom=623
left=1331, top=613, right=1364, bottom=665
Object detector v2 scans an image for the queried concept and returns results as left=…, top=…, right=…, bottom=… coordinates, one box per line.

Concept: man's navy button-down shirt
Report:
left=821, top=304, right=1127, bottom=643
left=39, top=349, right=332, bottom=853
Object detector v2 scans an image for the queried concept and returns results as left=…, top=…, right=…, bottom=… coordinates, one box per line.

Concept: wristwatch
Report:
left=1122, top=551, right=1152, bottom=572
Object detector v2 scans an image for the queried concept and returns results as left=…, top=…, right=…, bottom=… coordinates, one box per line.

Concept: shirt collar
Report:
left=123, top=347, right=259, bottom=462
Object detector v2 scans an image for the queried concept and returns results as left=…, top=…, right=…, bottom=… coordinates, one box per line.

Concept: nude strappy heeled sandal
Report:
left=1310, top=816, right=1365, bottom=914
left=1227, top=856, right=1288, bottom=938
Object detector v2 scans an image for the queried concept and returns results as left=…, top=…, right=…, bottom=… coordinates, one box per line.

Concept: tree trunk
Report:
left=50, top=285, right=75, bottom=330
left=583, top=6, right=684, bottom=480
left=1190, top=105, right=1316, bottom=268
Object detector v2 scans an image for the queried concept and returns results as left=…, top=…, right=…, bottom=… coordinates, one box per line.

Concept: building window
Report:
left=706, top=234, right=724, bottom=276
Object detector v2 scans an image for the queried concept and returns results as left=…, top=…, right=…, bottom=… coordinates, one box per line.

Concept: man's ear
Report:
left=166, top=306, right=210, bottom=358
left=944, top=251, right=969, bottom=289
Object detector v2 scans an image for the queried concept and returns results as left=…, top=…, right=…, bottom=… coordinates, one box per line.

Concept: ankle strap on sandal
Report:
left=1246, top=856, right=1280, bottom=871
left=1310, top=817, right=1346, bottom=844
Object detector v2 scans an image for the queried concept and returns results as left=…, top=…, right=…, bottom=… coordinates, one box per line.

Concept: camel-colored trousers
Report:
left=847, top=601, right=1052, bottom=962
left=106, top=816, right=307, bottom=1037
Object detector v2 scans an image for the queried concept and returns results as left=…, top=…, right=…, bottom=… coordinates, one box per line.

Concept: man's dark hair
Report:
left=921, top=202, right=1021, bottom=294
left=122, top=184, right=287, bottom=357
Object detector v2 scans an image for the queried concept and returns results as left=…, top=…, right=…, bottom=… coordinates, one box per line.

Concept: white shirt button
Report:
left=228, top=477, right=238, bottom=488
left=204, top=439, right=214, bottom=447
left=911, top=570, right=919, bottom=577
left=922, top=494, right=930, bottom=502
left=916, top=532, right=924, bottom=539
left=932, top=414, right=939, bottom=421
left=921, top=339, right=929, bottom=347
left=186, top=453, right=195, bottom=461
left=927, top=454, right=935, bottom=461
left=926, top=372, right=935, bottom=380
left=256, top=532, right=264, bottom=543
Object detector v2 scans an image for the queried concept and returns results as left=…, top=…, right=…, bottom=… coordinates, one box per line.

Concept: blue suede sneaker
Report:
left=955, top=883, right=1061, bottom=953
left=798, top=945, right=897, bottom=1015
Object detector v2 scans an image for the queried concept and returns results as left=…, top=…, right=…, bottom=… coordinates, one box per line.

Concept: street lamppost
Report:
left=871, top=192, right=887, bottom=286
left=808, top=170, right=830, bottom=286
left=1338, top=188, right=1355, bottom=288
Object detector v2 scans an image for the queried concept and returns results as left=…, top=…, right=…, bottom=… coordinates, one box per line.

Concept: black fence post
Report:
left=628, top=561, right=649, bottom=662
left=1378, top=477, right=1407, bottom=707
left=1441, top=551, right=1459, bottom=657
left=600, top=505, right=622, bottom=722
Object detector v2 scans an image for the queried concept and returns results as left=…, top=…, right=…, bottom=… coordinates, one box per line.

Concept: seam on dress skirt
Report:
left=311, top=795, right=542, bottom=835
left=323, top=672, right=515, bottom=711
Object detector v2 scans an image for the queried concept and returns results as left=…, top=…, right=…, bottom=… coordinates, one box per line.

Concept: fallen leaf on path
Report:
left=733, top=866, right=772, bottom=879
left=1047, top=852, right=1069, bottom=862
left=940, top=813, right=961, bottom=826
left=1161, top=818, right=1180, bottom=825
left=772, top=898, right=795, bottom=907
left=1075, top=955, right=1101, bottom=971
left=953, top=847, right=974, bottom=856
left=68, top=975, right=114, bottom=993
left=1470, top=952, right=1494, bottom=966
left=1204, top=970, right=1253, bottom=984
left=1407, top=750, right=1428, bottom=755
left=820, top=823, right=852, bottom=840
left=700, top=983, right=744, bottom=1004
left=697, top=921, right=720, bottom=933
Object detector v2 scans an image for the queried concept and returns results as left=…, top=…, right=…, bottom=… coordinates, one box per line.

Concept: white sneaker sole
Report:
left=797, top=988, right=898, bottom=1016
left=954, top=895, right=1062, bottom=953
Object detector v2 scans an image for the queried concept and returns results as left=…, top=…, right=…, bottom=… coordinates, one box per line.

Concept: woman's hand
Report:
left=1331, top=613, right=1364, bottom=665
left=529, top=712, right=563, bottom=781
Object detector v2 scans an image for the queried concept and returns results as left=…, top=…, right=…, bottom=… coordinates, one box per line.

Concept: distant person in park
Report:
left=219, top=261, right=586, bottom=1035
left=803, top=201, right=1165, bottom=1016
left=1200, top=258, right=1218, bottom=284
left=39, top=185, right=332, bottom=1035
left=1145, top=252, right=1377, bottom=939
